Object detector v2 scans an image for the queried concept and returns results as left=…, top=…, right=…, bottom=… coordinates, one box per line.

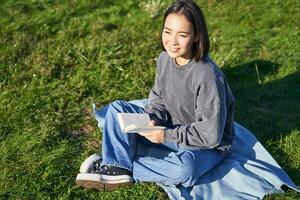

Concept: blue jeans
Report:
left=99, top=100, right=224, bottom=187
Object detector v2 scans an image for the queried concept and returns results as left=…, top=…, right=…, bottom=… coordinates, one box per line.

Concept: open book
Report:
left=117, top=113, right=165, bottom=133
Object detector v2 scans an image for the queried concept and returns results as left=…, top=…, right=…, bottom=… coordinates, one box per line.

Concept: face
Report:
left=162, top=13, right=194, bottom=65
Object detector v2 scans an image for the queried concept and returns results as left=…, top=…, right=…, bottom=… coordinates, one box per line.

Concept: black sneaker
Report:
left=76, top=161, right=133, bottom=190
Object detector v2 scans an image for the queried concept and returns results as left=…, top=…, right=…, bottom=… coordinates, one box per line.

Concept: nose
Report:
left=171, top=35, right=178, bottom=45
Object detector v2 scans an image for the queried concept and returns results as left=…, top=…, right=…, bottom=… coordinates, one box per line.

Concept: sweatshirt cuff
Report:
left=163, top=129, right=175, bottom=143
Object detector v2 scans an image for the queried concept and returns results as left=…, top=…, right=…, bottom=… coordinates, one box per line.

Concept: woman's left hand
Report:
left=138, top=129, right=164, bottom=144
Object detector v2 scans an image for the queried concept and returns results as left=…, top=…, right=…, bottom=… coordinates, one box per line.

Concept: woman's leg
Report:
left=101, top=100, right=224, bottom=188
left=76, top=100, right=146, bottom=190
left=101, top=100, right=145, bottom=170
left=133, top=147, right=225, bottom=187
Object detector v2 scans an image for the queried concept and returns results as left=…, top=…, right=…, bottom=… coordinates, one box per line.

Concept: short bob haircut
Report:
left=162, top=0, right=210, bottom=62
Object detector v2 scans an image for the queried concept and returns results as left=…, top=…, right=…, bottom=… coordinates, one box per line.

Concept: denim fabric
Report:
left=161, top=123, right=300, bottom=200
left=94, top=99, right=299, bottom=199
left=98, top=100, right=224, bottom=187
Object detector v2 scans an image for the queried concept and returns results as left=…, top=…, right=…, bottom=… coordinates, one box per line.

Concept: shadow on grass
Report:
left=223, top=59, right=300, bottom=186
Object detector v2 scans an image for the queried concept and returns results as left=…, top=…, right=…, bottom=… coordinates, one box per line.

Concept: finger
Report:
left=138, top=131, right=151, bottom=136
left=147, top=136, right=160, bottom=143
left=143, top=135, right=155, bottom=142
left=144, top=136, right=153, bottom=142
left=149, top=120, right=155, bottom=126
left=148, top=138, right=158, bottom=143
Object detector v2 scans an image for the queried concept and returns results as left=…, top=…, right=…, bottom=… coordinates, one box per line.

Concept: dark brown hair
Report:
left=162, top=0, right=210, bottom=62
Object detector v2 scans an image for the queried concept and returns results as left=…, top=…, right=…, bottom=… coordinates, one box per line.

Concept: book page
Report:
left=125, top=124, right=165, bottom=133
left=117, top=113, right=165, bottom=133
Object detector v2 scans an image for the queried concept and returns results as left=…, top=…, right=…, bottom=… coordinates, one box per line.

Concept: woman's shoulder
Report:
left=157, top=51, right=169, bottom=63
left=198, top=55, right=218, bottom=70
left=156, top=51, right=170, bottom=71
left=192, top=56, right=224, bottom=83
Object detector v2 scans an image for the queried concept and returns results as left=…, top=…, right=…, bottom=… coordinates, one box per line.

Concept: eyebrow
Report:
left=163, top=27, right=191, bottom=34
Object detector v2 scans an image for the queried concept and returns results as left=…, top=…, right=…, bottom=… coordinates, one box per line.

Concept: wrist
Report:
left=161, top=130, right=165, bottom=142
left=163, top=129, right=175, bottom=143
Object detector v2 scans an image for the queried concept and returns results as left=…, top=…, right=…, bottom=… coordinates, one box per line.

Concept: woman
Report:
left=76, top=0, right=235, bottom=190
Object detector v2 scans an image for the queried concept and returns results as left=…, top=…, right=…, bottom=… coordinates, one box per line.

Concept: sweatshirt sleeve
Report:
left=164, top=78, right=227, bottom=148
left=144, top=56, right=172, bottom=125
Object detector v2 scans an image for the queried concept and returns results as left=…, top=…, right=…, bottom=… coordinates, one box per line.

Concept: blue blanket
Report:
left=93, top=99, right=299, bottom=200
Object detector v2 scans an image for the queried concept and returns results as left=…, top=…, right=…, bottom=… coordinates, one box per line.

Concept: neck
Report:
left=175, top=56, right=191, bottom=66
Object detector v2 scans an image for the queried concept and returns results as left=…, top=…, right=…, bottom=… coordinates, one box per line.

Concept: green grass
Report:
left=0, top=0, right=299, bottom=199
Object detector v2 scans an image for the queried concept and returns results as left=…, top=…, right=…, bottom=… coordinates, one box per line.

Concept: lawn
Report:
left=0, top=0, right=299, bottom=199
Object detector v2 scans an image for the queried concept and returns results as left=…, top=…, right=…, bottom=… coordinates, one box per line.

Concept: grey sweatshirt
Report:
left=144, top=51, right=235, bottom=152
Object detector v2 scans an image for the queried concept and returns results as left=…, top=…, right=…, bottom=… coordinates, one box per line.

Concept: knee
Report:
left=173, top=152, right=198, bottom=185
left=109, top=100, right=126, bottom=112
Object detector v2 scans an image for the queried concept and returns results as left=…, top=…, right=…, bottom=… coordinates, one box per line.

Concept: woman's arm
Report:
left=164, top=78, right=231, bottom=149
left=144, top=55, right=172, bottom=126
left=144, top=85, right=172, bottom=126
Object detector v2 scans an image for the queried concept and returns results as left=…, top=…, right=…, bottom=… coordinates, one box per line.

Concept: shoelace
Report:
left=92, top=160, right=108, bottom=173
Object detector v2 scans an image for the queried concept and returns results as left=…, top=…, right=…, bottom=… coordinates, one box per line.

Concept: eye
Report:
left=179, top=34, right=188, bottom=38
left=164, top=30, right=171, bottom=34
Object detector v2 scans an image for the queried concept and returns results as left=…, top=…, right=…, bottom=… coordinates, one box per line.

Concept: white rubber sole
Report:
left=101, top=174, right=133, bottom=184
left=76, top=173, right=104, bottom=190
left=76, top=173, right=133, bottom=190
left=76, top=173, right=101, bottom=182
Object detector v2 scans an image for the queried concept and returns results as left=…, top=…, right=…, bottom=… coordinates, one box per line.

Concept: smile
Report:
left=169, top=47, right=180, bottom=52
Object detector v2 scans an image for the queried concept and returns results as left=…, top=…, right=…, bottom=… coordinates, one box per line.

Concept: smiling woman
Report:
left=1, top=0, right=299, bottom=199
left=76, top=0, right=236, bottom=193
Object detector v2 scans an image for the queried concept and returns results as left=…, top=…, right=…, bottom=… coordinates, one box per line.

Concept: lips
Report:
left=169, top=47, right=180, bottom=52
